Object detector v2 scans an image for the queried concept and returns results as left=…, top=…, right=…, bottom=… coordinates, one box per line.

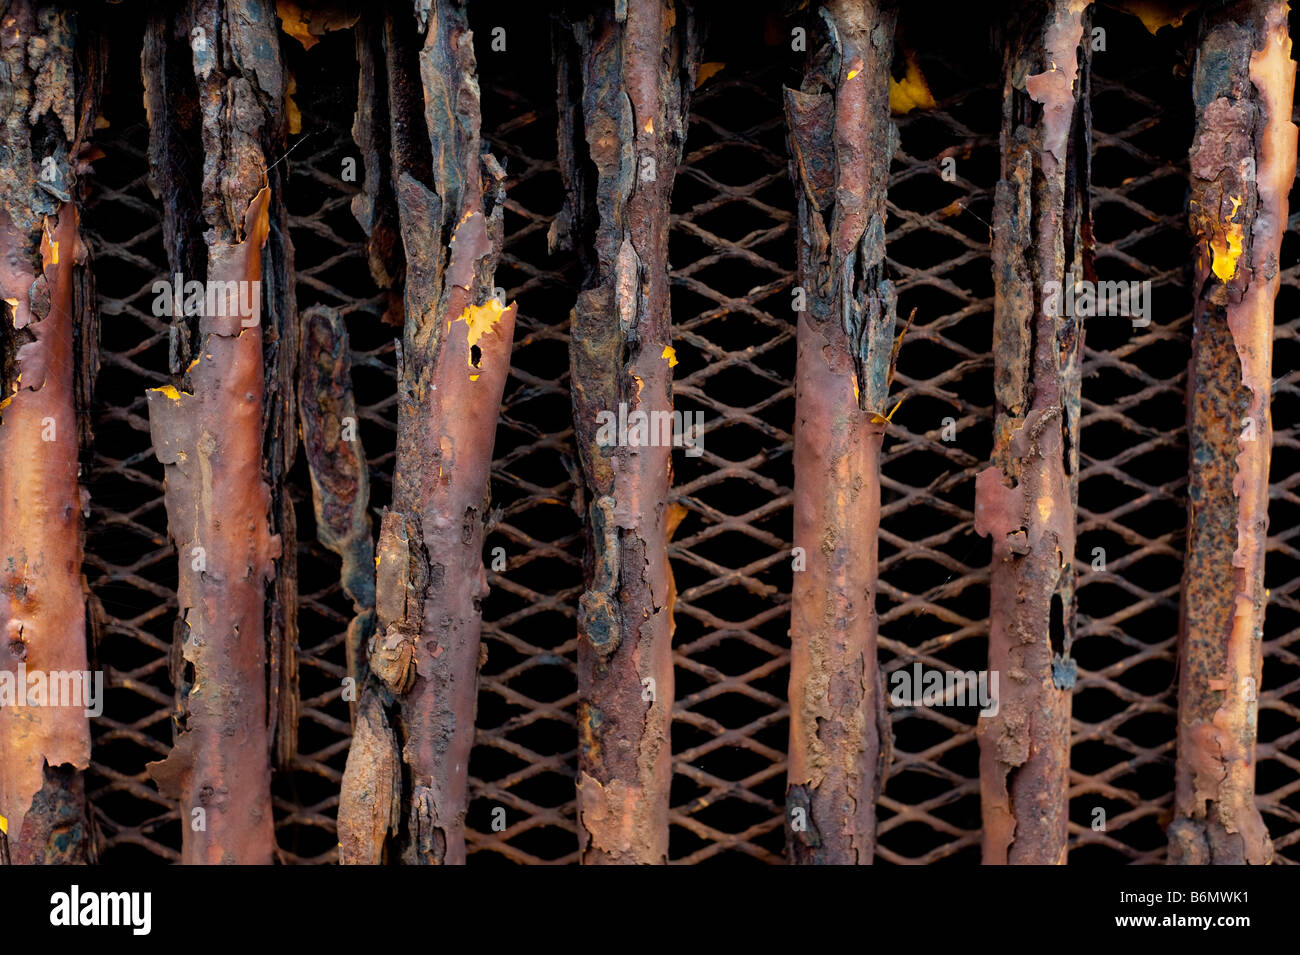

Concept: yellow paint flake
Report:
left=0, top=813, right=7, bottom=834
left=633, top=375, right=644, bottom=399
left=847, top=69, right=860, bottom=81
left=1210, top=196, right=1245, bottom=282
left=696, top=62, right=725, bottom=87
left=459, top=299, right=507, bottom=368
left=869, top=397, right=904, bottom=425
left=152, top=384, right=183, bottom=400
left=644, top=119, right=654, bottom=134
left=449, top=210, right=478, bottom=243
left=889, top=53, right=937, bottom=115
left=661, top=345, right=678, bottom=367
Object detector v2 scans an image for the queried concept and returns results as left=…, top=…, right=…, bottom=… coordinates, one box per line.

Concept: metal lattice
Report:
left=468, top=76, right=585, bottom=865
left=874, top=54, right=1000, bottom=866
left=667, top=64, right=795, bottom=863
left=83, top=109, right=182, bottom=864
left=1070, top=11, right=1189, bottom=864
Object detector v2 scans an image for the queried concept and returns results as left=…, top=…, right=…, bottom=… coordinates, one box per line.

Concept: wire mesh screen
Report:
left=1070, top=9, right=1190, bottom=864
left=71, top=4, right=1300, bottom=865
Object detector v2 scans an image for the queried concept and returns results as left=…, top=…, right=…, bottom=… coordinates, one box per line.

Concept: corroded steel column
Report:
left=143, top=0, right=285, bottom=865
left=556, top=0, right=700, bottom=864
left=783, top=0, right=897, bottom=865
left=337, top=0, right=516, bottom=865
left=975, top=0, right=1092, bottom=865
left=1168, top=0, right=1295, bottom=866
left=0, top=2, right=97, bottom=865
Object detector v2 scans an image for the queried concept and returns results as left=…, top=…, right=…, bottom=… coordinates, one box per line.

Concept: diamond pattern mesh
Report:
left=1070, top=12, right=1189, bottom=864
left=83, top=109, right=183, bottom=864
left=874, top=54, right=999, bottom=866
left=667, top=65, right=795, bottom=864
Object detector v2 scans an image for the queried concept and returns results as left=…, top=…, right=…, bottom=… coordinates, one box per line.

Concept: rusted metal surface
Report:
left=975, top=0, right=1092, bottom=865
left=782, top=0, right=897, bottom=865
left=0, top=1, right=96, bottom=865
left=1168, top=0, right=1295, bottom=866
left=351, top=10, right=401, bottom=291
left=338, top=0, right=516, bottom=865
left=299, top=304, right=373, bottom=719
left=143, top=0, right=286, bottom=865
left=53, top=0, right=1300, bottom=868
left=555, top=0, right=701, bottom=864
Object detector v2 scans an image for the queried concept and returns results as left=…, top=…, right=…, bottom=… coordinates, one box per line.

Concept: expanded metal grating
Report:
left=1071, top=9, right=1190, bottom=864
left=875, top=40, right=999, bottom=866
left=82, top=106, right=183, bottom=863
left=72, top=4, right=1300, bottom=865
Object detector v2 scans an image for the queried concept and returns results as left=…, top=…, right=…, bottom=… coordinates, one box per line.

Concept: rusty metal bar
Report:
left=338, top=0, right=516, bottom=865
left=0, top=1, right=98, bottom=865
left=975, top=0, right=1092, bottom=865
left=782, top=0, right=897, bottom=865
left=555, top=0, right=700, bottom=864
left=299, top=304, right=373, bottom=725
left=1168, top=0, right=1296, bottom=866
left=143, top=0, right=286, bottom=865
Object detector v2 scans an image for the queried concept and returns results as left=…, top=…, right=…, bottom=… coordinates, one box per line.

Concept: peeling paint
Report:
left=338, top=0, right=516, bottom=866
left=1169, top=0, right=1294, bottom=866
left=0, top=1, right=95, bottom=865
left=784, top=0, right=897, bottom=865
left=558, top=0, right=700, bottom=864
left=976, top=0, right=1093, bottom=866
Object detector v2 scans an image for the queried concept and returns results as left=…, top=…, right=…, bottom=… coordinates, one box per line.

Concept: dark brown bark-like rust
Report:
left=350, top=8, right=402, bottom=290
left=975, top=0, right=1092, bottom=865
left=299, top=304, right=373, bottom=720
left=782, top=0, right=897, bottom=865
left=338, top=0, right=515, bottom=865
left=144, top=0, right=286, bottom=865
left=1168, top=0, right=1294, bottom=866
left=556, top=0, right=700, bottom=865
left=0, top=2, right=96, bottom=865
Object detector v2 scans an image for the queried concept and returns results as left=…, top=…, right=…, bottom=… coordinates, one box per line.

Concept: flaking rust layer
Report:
left=338, top=0, right=516, bottom=865
left=0, top=0, right=98, bottom=865
left=0, top=207, right=91, bottom=863
left=141, top=0, right=288, bottom=865
left=783, top=0, right=898, bottom=865
left=146, top=189, right=280, bottom=865
left=975, top=0, right=1092, bottom=866
left=298, top=305, right=374, bottom=724
left=1168, top=0, right=1295, bottom=866
left=556, top=0, right=700, bottom=865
